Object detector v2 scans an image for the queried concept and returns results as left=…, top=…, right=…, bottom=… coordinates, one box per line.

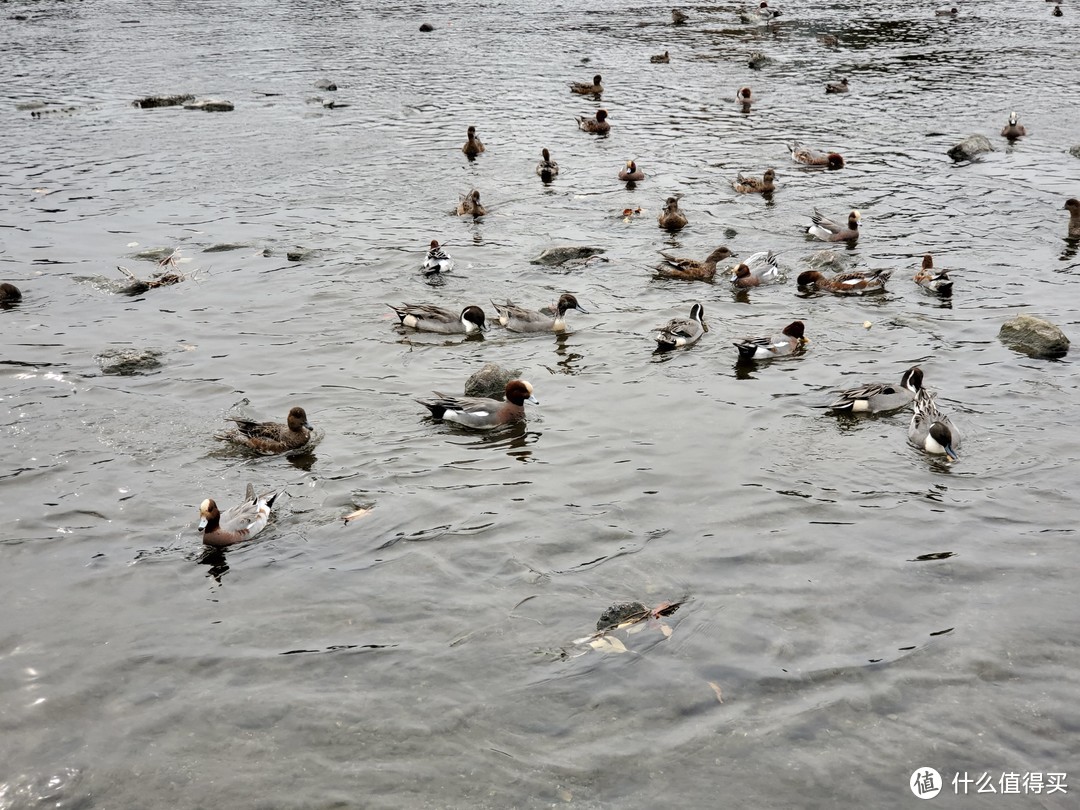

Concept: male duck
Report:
left=388, top=303, right=489, bottom=334
left=658, top=197, right=688, bottom=231
left=570, top=74, right=604, bottom=94
left=825, top=77, right=849, bottom=94
left=1001, top=111, right=1027, bottom=139
left=1066, top=198, right=1080, bottom=238
left=734, top=320, right=806, bottom=361
left=797, top=268, right=889, bottom=294
left=491, top=294, right=588, bottom=332
left=219, top=406, right=313, bottom=454
left=655, top=303, right=708, bottom=350
left=737, top=87, right=754, bottom=110
left=789, top=143, right=845, bottom=169
left=806, top=209, right=860, bottom=242
left=656, top=246, right=736, bottom=281
left=935, top=6, right=959, bottom=16
left=417, top=379, right=539, bottom=430
left=462, top=126, right=485, bottom=157
left=816, top=366, right=923, bottom=414
left=199, top=483, right=283, bottom=547
left=619, top=160, right=645, bottom=182
left=536, top=148, right=559, bottom=182
left=732, top=168, right=776, bottom=194
left=913, top=253, right=953, bottom=295
left=729, top=251, right=781, bottom=287
left=577, top=109, right=610, bottom=134
left=909, top=387, right=960, bottom=460
left=456, top=189, right=486, bottom=217
left=422, top=240, right=454, bottom=275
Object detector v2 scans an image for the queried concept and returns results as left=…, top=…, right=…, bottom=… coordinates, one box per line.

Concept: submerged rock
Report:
left=419, top=22, right=434, bottom=31
left=1070, top=145, right=1080, bottom=160
left=131, top=247, right=176, bottom=262
left=286, top=247, right=313, bottom=262
left=531, top=245, right=606, bottom=266
left=748, top=51, right=771, bottom=69
left=183, top=98, right=234, bottom=112
left=597, top=602, right=648, bottom=632
left=314, top=79, right=338, bottom=91
left=947, top=134, right=994, bottom=161
left=203, top=243, right=249, bottom=253
left=95, top=347, right=165, bottom=375
left=0, top=282, right=22, bottom=306
left=999, top=314, right=1070, bottom=359
left=132, top=94, right=194, bottom=109
left=464, top=363, right=522, bottom=398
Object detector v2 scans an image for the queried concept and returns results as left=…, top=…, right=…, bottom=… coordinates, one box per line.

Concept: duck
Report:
left=619, top=160, right=645, bottom=182
left=199, top=483, right=284, bottom=547
left=806, top=209, right=860, bottom=242
left=456, top=189, right=486, bottom=217
left=734, top=320, right=806, bottom=361
left=577, top=109, right=610, bottom=134
left=570, top=74, right=604, bottom=94
left=656, top=246, right=736, bottom=281
left=422, top=239, right=454, bottom=275
left=0, top=282, right=22, bottom=303
left=536, top=148, right=559, bottom=182
left=825, top=77, right=849, bottom=94
left=740, top=1, right=781, bottom=21
left=1053, top=4, right=1063, bottom=15
left=1001, top=111, right=1026, bottom=139
left=732, top=168, right=776, bottom=194
left=462, top=126, right=485, bottom=157
left=491, top=294, right=589, bottom=332
left=655, top=303, right=708, bottom=350
left=1066, top=198, right=1080, bottom=238
left=219, top=406, right=313, bottom=454
left=672, top=8, right=689, bottom=24
left=650, top=51, right=670, bottom=64
left=935, top=6, right=958, bottom=16
left=737, top=87, right=754, bottom=109
left=387, top=303, right=489, bottom=334
left=789, top=142, right=845, bottom=169
left=913, top=253, right=953, bottom=295
left=658, top=197, right=688, bottom=231
left=815, top=366, right=923, bottom=414
left=748, top=51, right=771, bottom=70
left=417, top=379, right=538, bottom=430
left=797, top=268, right=889, bottom=295
left=729, top=251, right=781, bottom=287
left=908, top=388, right=960, bottom=460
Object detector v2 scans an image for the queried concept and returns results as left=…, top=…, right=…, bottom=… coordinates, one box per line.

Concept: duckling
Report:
left=672, top=8, right=689, bottom=24
left=656, top=246, right=736, bottom=281
left=536, top=148, right=559, bottom=182
left=569, top=74, right=604, bottom=94
left=1001, top=111, right=1026, bottom=139
left=650, top=50, right=670, bottom=63
left=388, top=303, right=489, bottom=334
left=806, top=209, right=860, bottom=242
left=728, top=251, right=781, bottom=287
left=913, top=253, right=953, bottom=295
left=797, top=268, right=890, bottom=295
left=655, top=303, right=708, bottom=350
left=619, top=160, right=645, bottom=182
left=456, top=189, right=486, bottom=217
left=462, top=126, right=484, bottom=157
left=577, top=109, right=610, bottom=134
left=734, top=320, right=805, bottom=361
left=732, top=168, right=776, bottom=194
left=219, top=406, right=313, bottom=454
left=199, top=484, right=284, bottom=547
left=491, top=294, right=588, bottom=333
left=1066, top=198, right=1080, bottom=238
left=825, top=77, right=849, bottom=94
left=417, top=380, right=538, bottom=430
left=658, top=197, right=688, bottom=231
left=789, top=142, right=845, bottom=169
left=908, top=388, right=960, bottom=460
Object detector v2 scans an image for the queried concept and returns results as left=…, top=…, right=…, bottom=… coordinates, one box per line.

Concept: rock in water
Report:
left=999, top=314, right=1070, bottom=358
left=419, top=23, right=434, bottom=31
left=947, top=134, right=994, bottom=161
left=133, top=94, right=195, bottom=108
left=531, top=246, right=606, bottom=266
left=1070, top=145, right=1080, bottom=160
left=464, top=363, right=522, bottom=398
left=314, top=79, right=337, bottom=91
left=95, top=348, right=166, bottom=375
left=183, top=98, right=234, bottom=112
left=597, top=602, right=648, bottom=631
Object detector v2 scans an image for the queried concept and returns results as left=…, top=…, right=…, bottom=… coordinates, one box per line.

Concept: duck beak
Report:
left=575, top=303, right=590, bottom=314
left=702, top=319, right=710, bottom=332
left=304, top=421, right=313, bottom=430
left=945, top=445, right=959, bottom=460
left=198, top=517, right=208, bottom=530
left=526, top=395, right=540, bottom=405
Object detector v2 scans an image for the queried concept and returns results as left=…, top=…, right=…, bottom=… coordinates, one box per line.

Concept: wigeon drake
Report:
left=1066, top=198, right=1080, bottom=238
left=908, top=387, right=960, bottom=460
left=729, top=251, right=781, bottom=287
left=577, top=109, right=610, bottom=134
left=536, top=148, right=559, bottom=182
left=388, top=303, right=489, bottom=334
left=650, top=51, right=670, bottom=63
left=491, top=293, right=588, bottom=332
left=656, top=245, right=736, bottom=281
left=655, top=303, right=708, bottom=350
left=797, top=268, right=889, bottom=294
left=825, top=77, right=849, bottom=94
left=417, top=379, right=539, bottom=430
left=734, top=320, right=806, bottom=361
left=732, top=168, right=776, bottom=194
left=219, top=406, right=313, bottom=454
left=806, top=209, right=860, bottom=242
left=422, top=240, right=454, bottom=275
left=619, top=160, right=645, bottom=182
left=658, top=197, right=688, bottom=231
left=815, top=366, right=923, bottom=414
left=737, top=87, right=754, bottom=109
left=199, top=483, right=284, bottom=547
left=462, top=126, right=485, bottom=157
left=1001, top=111, right=1026, bottom=139
left=456, top=189, right=486, bottom=217
left=570, top=74, right=604, bottom=94
left=672, top=8, right=689, bottom=24
left=913, top=253, right=953, bottom=295
left=789, top=142, right=845, bottom=169
left=0, top=282, right=22, bottom=303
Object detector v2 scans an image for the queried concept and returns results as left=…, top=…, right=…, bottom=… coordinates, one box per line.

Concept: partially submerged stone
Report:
left=999, top=314, right=1070, bottom=359
left=464, top=363, right=522, bottom=398
left=133, top=94, right=195, bottom=109
left=531, top=245, right=606, bottom=266
left=183, top=98, right=234, bottom=112
left=596, top=602, right=648, bottom=632
left=95, top=347, right=165, bottom=375
left=314, top=79, right=338, bottom=91
left=948, top=134, right=994, bottom=162
left=1070, top=145, right=1080, bottom=160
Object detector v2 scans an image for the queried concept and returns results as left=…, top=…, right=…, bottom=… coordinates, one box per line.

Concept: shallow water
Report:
left=2, top=0, right=1080, bottom=807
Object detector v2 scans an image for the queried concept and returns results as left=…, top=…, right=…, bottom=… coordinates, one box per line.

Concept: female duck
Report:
left=816, top=366, right=923, bottom=414
left=650, top=51, right=670, bottom=63
left=417, top=379, right=539, bottom=430
left=577, top=109, right=610, bottom=134
left=797, top=268, right=890, bottom=294
left=462, top=126, right=485, bottom=157
left=536, top=148, right=559, bottom=182
left=655, top=303, right=708, bottom=350
left=656, top=245, right=735, bottom=281
left=729, top=251, right=781, bottom=287
left=1066, top=198, right=1080, bottom=238
left=790, top=142, right=845, bottom=169
left=491, top=293, right=588, bottom=332
left=199, top=484, right=283, bottom=547
left=422, top=239, right=454, bottom=275
left=734, top=320, right=806, bottom=361
left=732, top=168, right=776, bottom=194
left=570, top=74, right=603, bottom=94
left=457, top=189, right=486, bottom=217
left=806, top=209, right=860, bottom=242
left=388, top=303, right=489, bottom=334
left=658, top=197, right=688, bottom=231
left=825, top=77, right=849, bottom=94
left=909, top=388, right=960, bottom=460
left=913, top=253, right=953, bottom=295
left=219, top=406, right=313, bottom=454
left=619, top=160, right=645, bottom=182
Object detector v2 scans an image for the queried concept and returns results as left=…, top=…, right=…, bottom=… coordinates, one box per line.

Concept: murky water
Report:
left=3, top=0, right=1080, bottom=807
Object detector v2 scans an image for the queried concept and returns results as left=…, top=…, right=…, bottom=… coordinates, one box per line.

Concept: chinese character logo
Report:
left=911, top=768, right=942, bottom=799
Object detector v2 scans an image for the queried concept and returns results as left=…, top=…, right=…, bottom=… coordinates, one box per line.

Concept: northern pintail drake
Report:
left=913, top=253, right=953, bottom=295
left=577, top=109, right=610, bottom=134
left=825, top=77, right=849, bottom=94
left=0, top=282, right=22, bottom=303
left=935, top=6, right=958, bottom=16
left=655, top=303, right=708, bottom=350
left=734, top=320, right=806, bottom=361
left=816, top=366, right=923, bottom=414
left=491, top=294, right=588, bottom=332
left=619, top=160, right=645, bottom=182
left=729, top=250, right=781, bottom=287
left=658, top=197, right=688, bottom=231
left=417, top=379, right=538, bottom=430
left=732, top=168, right=776, bottom=194
left=672, top=8, right=688, bottom=23
left=456, top=189, right=486, bottom=217
left=806, top=209, right=860, bottom=242
left=740, top=1, right=781, bottom=21
left=909, top=387, right=960, bottom=460
left=789, top=143, right=845, bottom=169
left=570, top=74, right=604, bottom=94
left=462, top=126, right=485, bottom=157
left=388, top=303, right=489, bottom=334
left=1066, top=198, right=1080, bottom=238
left=797, top=268, right=889, bottom=294
left=220, top=406, right=313, bottom=454
left=1001, top=111, right=1026, bottom=139
left=199, top=483, right=283, bottom=547
left=650, top=51, right=670, bottom=63
left=656, top=245, right=736, bottom=280
left=422, top=240, right=454, bottom=275
left=1053, top=4, right=1063, bottom=15
left=536, top=148, right=559, bottom=182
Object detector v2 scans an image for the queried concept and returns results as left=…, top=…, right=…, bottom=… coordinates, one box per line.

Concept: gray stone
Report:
left=419, top=23, right=434, bottom=31
left=131, top=247, right=176, bottom=262
left=1070, top=145, right=1080, bottom=159
left=748, top=51, right=771, bottom=69
left=463, top=363, right=521, bottom=398
left=286, top=247, right=312, bottom=262
left=95, top=348, right=165, bottom=375
left=531, top=245, right=606, bottom=266
left=597, top=602, right=647, bottom=632
left=948, top=134, right=994, bottom=161
left=203, top=243, right=249, bottom=253
left=314, top=79, right=338, bottom=91
left=183, top=98, right=234, bottom=112
left=132, top=94, right=194, bottom=109
left=999, top=314, right=1070, bottom=359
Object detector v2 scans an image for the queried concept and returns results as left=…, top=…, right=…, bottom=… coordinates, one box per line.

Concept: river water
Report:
left=2, top=0, right=1080, bottom=807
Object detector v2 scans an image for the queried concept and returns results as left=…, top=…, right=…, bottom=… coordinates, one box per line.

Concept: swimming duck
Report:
left=619, top=160, right=645, bottom=182
left=729, top=251, right=781, bottom=287
left=797, top=268, right=889, bottom=294
left=655, top=303, right=708, bottom=350
left=737, top=87, right=754, bottom=110
left=1066, top=198, right=1080, bottom=238
left=816, top=366, right=923, bottom=414
left=491, top=294, right=588, bottom=332
left=789, top=143, right=845, bottom=169
left=219, top=406, right=313, bottom=454
left=422, top=240, right=454, bottom=275
left=734, top=320, right=806, bottom=361
left=658, top=197, right=688, bottom=231
left=1053, top=4, right=1063, bottom=15
left=935, top=6, right=958, bottom=16
left=732, top=168, right=776, bottom=194
left=199, top=483, right=283, bottom=547
left=656, top=246, right=736, bottom=280
left=577, top=109, right=610, bottom=134
left=417, top=379, right=538, bottom=430
left=806, top=209, right=860, bottom=242
left=740, top=1, right=781, bottom=21
left=456, top=189, right=486, bottom=217
left=536, top=148, right=559, bottom=182
left=570, top=74, right=604, bottom=94
left=650, top=51, right=670, bottom=64
left=908, top=388, right=960, bottom=460
left=1001, top=111, right=1026, bottom=139
left=0, top=282, right=22, bottom=303
left=913, top=253, right=953, bottom=295
left=388, top=303, right=489, bottom=334
left=672, top=8, right=689, bottom=24
left=462, top=126, right=485, bottom=157
left=825, top=77, right=849, bottom=94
